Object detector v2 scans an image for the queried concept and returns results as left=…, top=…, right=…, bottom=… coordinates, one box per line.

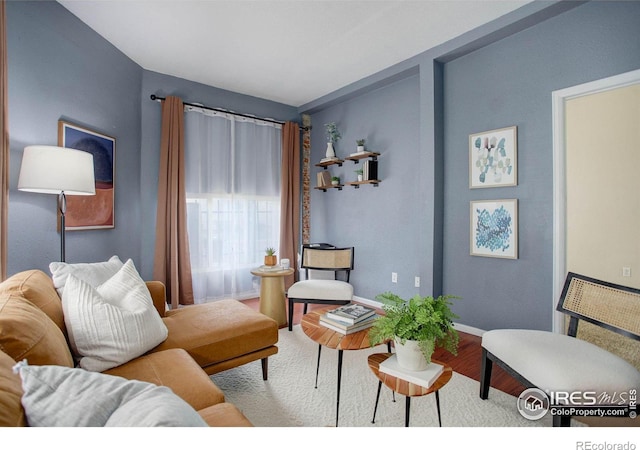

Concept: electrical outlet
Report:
left=623, top=267, right=631, bottom=277
left=392, top=272, right=397, bottom=283
left=415, top=276, right=420, bottom=287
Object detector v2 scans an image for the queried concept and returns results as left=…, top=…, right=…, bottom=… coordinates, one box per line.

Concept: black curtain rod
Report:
left=150, top=94, right=292, bottom=126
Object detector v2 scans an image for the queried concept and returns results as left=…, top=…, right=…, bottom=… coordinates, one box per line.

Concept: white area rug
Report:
left=211, top=326, right=554, bottom=427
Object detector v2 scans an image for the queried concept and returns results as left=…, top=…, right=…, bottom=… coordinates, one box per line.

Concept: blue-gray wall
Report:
left=139, top=71, right=299, bottom=279
left=6, top=1, right=300, bottom=281
left=307, top=74, right=421, bottom=301
left=442, top=0, right=640, bottom=331
left=7, top=1, right=143, bottom=274
left=302, top=1, right=640, bottom=331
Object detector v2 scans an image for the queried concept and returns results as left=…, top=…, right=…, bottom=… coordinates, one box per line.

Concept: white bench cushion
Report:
left=287, top=280, right=353, bottom=301
left=482, top=329, right=640, bottom=393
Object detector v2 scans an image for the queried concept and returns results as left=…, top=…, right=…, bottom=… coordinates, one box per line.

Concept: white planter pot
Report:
left=357, top=174, right=363, bottom=182
left=326, top=142, right=336, bottom=159
left=394, top=337, right=431, bottom=371
left=356, top=145, right=365, bottom=153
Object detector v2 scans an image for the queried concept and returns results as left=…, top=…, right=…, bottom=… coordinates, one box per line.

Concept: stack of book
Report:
left=319, top=303, right=379, bottom=334
left=363, top=159, right=378, bottom=181
left=379, top=355, right=444, bottom=389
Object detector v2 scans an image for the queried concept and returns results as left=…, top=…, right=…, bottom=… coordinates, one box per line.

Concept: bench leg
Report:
left=288, top=298, right=294, bottom=331
left=261, top=357, right=268, bottom=380
left=480, top=347, right=492, bottom=399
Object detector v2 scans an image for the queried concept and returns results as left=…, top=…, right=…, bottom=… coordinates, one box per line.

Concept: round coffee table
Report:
left=368, top=353, right=453, bottom=427
left=301, top=306, right=388, bottom=427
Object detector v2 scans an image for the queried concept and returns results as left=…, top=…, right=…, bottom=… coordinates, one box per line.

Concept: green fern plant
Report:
left=369, top=292, right=460, bottom=362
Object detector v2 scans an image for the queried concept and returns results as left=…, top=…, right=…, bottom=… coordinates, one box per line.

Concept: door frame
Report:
left=552, top=68, right=640, bottom=333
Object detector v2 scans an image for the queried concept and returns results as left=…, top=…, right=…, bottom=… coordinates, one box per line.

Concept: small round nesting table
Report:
left=368, top=353, right=453, bottom=427
left=251, top=267, right=294, bottom=327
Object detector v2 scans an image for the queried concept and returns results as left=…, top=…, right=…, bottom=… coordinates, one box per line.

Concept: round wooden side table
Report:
left=251, top=267, right=294, bottom=327
left=368, top=352, right=453, bottom=427
left=301, top=306, right=386, bottom=427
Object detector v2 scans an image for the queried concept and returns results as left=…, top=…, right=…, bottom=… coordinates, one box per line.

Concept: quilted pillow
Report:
left=62, top=259, right=168, bottom=372
left=49, top=255, right=123, bottom=296
left=15, top=361, right=207, bottom=427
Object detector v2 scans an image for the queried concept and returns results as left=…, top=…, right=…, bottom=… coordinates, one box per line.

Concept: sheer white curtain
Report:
left=184, top=106, right=282, bottom=303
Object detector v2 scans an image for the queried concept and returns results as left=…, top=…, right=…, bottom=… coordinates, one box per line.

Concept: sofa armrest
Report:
left=145, top=281, right=167, bottom=317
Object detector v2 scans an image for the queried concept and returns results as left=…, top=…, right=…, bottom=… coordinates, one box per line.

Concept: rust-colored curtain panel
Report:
left=0, top=0, right=8, bottom=281
left=153, top=96, right=194, bottom=309
left=280, top=122, right=300, bottom=289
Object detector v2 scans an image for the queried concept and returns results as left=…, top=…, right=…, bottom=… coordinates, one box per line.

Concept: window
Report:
left=184, top=107, right=281, bottom=302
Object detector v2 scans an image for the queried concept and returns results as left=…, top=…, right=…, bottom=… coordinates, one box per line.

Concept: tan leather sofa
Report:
left=0, top=269, right=279, bottom=426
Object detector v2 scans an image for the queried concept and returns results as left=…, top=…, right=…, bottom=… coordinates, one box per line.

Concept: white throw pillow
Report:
left=62, top=258, right=168, bottom=372
left=15, top=361, right=207, bottom=427
left=49, top=255, right=123, bottom=296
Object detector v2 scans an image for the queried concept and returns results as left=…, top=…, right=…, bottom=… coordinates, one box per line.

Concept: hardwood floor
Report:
left=242, top=298, right=526, bottom=398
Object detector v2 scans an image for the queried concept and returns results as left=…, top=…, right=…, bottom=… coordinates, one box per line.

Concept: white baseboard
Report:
left=353, top=295, right=486, bottom=337
left=453, top=322, right=485, bottom=337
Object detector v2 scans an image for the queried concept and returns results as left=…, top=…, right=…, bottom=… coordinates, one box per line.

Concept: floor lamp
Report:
left=17, top=145, right=95, bottom=262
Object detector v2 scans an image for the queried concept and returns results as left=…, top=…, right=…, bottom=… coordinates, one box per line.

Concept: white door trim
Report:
left=551, top=68, right=640, bottom=333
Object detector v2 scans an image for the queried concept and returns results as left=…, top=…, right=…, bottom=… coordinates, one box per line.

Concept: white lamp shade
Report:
left=18, top=146, right=96, bottom=195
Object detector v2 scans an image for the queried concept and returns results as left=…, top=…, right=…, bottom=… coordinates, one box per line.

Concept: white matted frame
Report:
left=470, top=199, right=518, bottom=259
left=469, top=126, right=517, bottom=188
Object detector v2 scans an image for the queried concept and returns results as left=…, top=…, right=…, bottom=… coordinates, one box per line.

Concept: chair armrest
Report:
left=145, top=281, right=167, bottom=317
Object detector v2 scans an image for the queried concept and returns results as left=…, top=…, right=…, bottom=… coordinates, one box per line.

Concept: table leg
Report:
left=385, top=343, right=395, bottom=403
left=335, top=349, right=343, bottom=427
left=435, top=390, right=442, bottom=427
left=314, top=344, right=322, bottom=389
left=371, top=380, right=382, bottom=424
left=405, top=396, right=411, bottom=427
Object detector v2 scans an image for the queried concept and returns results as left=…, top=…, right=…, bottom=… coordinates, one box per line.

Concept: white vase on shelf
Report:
left=326, top=142, right=336, bottom=159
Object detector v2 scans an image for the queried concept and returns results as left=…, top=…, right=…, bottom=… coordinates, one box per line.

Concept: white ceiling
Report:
left=58, top=0, right=531, bottom=107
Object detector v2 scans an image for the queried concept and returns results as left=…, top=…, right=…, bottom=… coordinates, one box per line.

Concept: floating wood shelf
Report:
left=315, top=158, right=343, bottom=169
left=345, top=152, right=380, bottom=164
left=314, top=184, right=343, bottom=192
left=346, top=180, right=380, bottom=188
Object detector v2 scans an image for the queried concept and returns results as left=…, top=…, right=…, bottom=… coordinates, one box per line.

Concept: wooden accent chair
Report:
left=480, top=272, right=640, bottom=426
left=286, top=244, right=354, bottom=331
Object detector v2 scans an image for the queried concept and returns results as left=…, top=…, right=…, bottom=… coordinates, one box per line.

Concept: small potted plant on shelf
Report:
left=331, top=176, right=340, bottom=186
left=354, top=167, right=364, bottom=182
left=369, top=292, right=460, bottom=371
left=264, top=247, right=277, bottom=266
left=356, top=139, right=366, bottom=153
left=324, top=122, right=341, bottom=159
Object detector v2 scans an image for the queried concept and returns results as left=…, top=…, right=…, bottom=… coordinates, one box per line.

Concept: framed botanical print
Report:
left=470, top=199, right=518, bottom=259
left=58, top=120, right=115, bottom=230
left=469, top=126, right=517, bottom=188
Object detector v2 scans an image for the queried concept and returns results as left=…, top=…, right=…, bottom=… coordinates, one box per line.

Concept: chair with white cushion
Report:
left=286, top=245, right=354, bottom=331
left=480, top=272, right=640, bottom=426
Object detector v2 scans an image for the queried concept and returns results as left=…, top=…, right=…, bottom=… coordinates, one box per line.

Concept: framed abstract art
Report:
left=470, top=199, right=518, bottom=259
left=469, top=126, right=517, bottom=188
left=58, top=120, right=115, bottom=230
